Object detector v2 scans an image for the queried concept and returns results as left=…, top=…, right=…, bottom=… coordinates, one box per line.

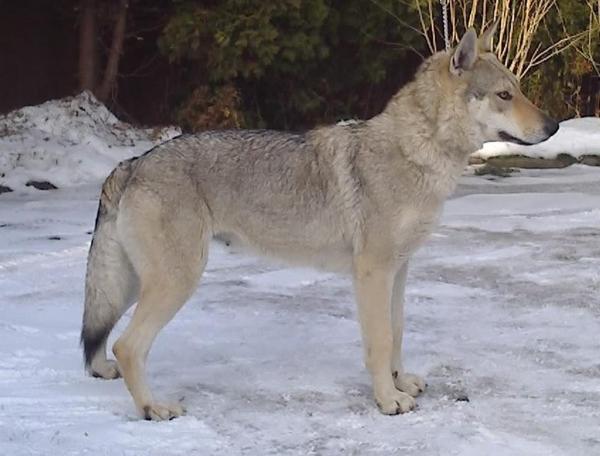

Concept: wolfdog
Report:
left=82, top=25, right=558, bottom=419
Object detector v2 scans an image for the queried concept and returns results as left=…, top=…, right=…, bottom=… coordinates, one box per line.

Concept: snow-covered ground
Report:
left=1, top=166, right=600, bottom=455
left=1, top=96, right=599, bottom=454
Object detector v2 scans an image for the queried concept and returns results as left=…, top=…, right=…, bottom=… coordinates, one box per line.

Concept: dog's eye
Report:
left=497, top=91, right=513, bottom=101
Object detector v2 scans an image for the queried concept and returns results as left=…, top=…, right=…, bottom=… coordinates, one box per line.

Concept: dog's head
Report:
left=449, top=25, right=559, bottom=146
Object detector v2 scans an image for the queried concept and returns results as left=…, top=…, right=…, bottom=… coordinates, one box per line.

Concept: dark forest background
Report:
left=0, top=0, right=598, bottom=132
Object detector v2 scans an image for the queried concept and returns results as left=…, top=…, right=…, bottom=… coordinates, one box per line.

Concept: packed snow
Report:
left=473, top=117, right=600, bottom=161
left=1, top=97, right=600, bottom=455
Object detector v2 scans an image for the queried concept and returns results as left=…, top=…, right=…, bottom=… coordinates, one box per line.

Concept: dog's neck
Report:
left=368, top=52, right=483, bottom=166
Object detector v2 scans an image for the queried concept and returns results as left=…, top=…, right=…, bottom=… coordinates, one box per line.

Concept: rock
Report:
left=0, top=184, right=13, bottom=194
left=485, top=154, right=577, bottom=169
left=468, top=156, right=486, bottom=165
left=25, top=180, right=58, bottom=190
left=470, top=152, right=600, bottom=170
left=579, top=155, right=600, bottom=166
left=474, top=164, right=518, bottom=177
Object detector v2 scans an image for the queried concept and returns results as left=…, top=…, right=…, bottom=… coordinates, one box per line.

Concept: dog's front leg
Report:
left=353, top=256, right=416, bottom=415
left=391, top=262, right=426, bottom=397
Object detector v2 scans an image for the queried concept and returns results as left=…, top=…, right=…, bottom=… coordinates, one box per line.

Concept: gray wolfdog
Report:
left=82, top=25, right=558, bottom=419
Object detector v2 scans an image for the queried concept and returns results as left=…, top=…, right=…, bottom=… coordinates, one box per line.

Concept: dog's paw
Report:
left=375, top=390, right=416, bottom=415
left=90, top=359, right=121, bottom=380
left=393, top=372, right=426, bottom=397
left=142, top=402, right=186, bottom=421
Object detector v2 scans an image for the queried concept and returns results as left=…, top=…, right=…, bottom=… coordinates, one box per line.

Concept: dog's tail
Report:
left=81, top=158, right=139, bottom=375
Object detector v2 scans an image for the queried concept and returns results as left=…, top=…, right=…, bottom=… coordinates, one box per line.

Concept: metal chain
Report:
left=440, top=0, right=450, bottom=51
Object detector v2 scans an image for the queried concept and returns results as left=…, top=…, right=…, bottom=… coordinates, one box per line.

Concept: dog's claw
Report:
left=89, top=359, right=121, bottom=380
left=394, top=373, right=426, bottom=398
left=376, top=390, right=416, bottom=415
left=142, top=403, right=185, bottom=421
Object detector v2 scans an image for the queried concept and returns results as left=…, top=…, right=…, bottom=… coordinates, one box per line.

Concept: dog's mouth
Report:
left=497, top=130, right=534, bottom=146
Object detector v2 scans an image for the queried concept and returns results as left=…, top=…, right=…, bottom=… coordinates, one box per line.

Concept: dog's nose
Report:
left=544, top=118, right=559, bottom=138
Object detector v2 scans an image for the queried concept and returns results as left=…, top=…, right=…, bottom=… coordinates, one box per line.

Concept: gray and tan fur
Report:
left=82, top=26, right=558, bottom=420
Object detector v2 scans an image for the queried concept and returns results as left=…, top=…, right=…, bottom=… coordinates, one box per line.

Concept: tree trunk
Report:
left=580, top=74, right=600, bottom=117
left=96, top=0, right=128, bottom=102
left=78, top=0, right=97, bottom=92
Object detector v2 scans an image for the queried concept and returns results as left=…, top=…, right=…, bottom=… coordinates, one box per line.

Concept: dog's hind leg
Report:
left=83, top=204, right=139, bottom=380
left=84, top=239, right=138, bottom=379
left=391, top=262, right=426, bottom=397
left=113, top=189, right=210, bottom=420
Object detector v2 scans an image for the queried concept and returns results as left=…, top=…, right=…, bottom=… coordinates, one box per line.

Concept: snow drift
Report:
left=0, top=91, right=180, bottom=192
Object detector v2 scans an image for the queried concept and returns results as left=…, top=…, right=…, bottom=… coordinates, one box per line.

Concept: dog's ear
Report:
left=479, top=20, right=498, bottom=53
left=450, top=28, right=478, bottom=75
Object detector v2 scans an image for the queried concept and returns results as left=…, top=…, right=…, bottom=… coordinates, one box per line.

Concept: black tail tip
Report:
left=81, top=326, right=108, bottom=367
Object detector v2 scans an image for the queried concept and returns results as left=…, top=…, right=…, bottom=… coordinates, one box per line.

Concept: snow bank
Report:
left=473, top=117, right=600, bottom=161
left=0, top=91, right=181, bottom=191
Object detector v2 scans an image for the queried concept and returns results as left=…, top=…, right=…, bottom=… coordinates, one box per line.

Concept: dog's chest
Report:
left=391, top=162, right=461, bottom=250
left=424, top=162, right=463, bottom=200
left=389, top=203, right=442, bottom=257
